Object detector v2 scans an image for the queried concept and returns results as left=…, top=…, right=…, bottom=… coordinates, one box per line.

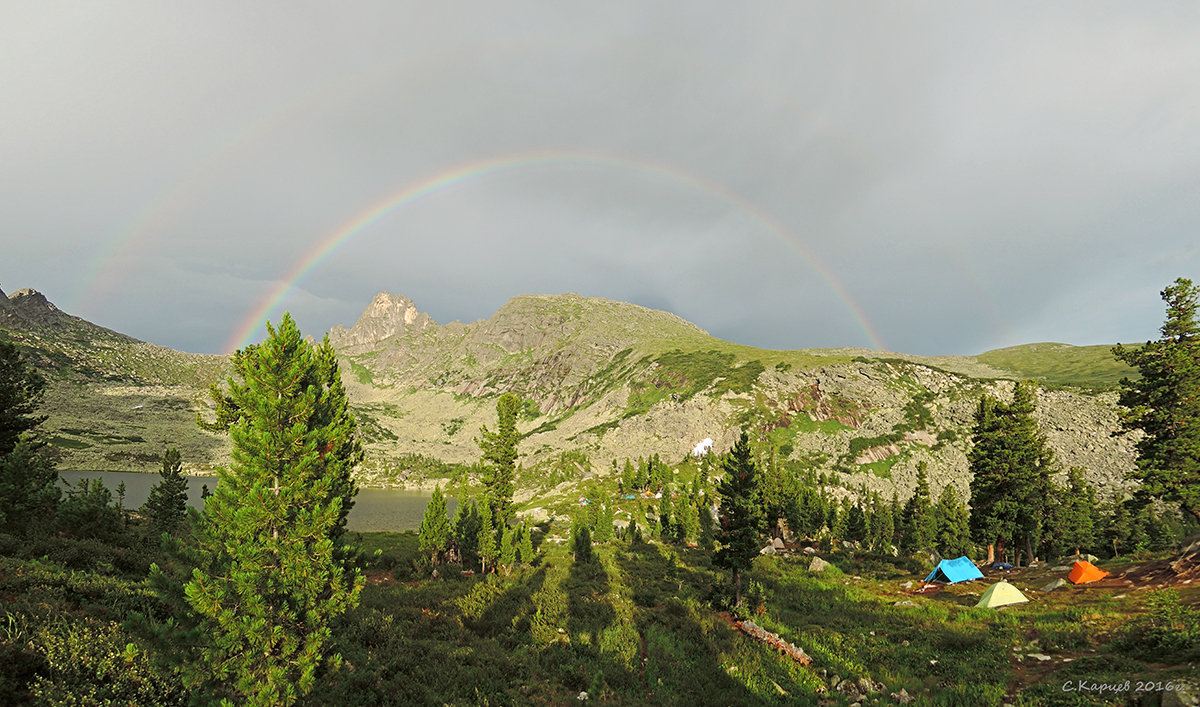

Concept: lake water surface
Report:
left=58, top=470, right=453, bottom=532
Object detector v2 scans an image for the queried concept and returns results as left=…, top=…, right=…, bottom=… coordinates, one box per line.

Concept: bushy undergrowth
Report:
left=1116, top=589, right=1200, bottom=662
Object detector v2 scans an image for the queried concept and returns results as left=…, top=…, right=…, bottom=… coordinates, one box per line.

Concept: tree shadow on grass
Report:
left=615, top=541, right=810, bottom=706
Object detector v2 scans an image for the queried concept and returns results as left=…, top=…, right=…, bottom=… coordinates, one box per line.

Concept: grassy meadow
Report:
left=4, top=520, right=1196, bottom=706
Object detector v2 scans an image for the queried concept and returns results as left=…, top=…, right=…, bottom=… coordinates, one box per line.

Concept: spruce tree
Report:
left=0, top=438, right=58, bottom=535
left=681, top=495, right=701, bottom=545
left=177, top=314, right=363, bottom=705
left=935, top=485, right=972, bottom=558
left=143, top=448, right=189, bottom=536
left=519, top=521, right=534, bottom=565
left=500, top=524, right=517, bottom=573
left=418, top=484, right=451, bottom=565
left=1103, top=496, right=1134, bottom=558
left=846, top=502, right=869, bottom=544
left=478, top=393, right=520, bottom=529
left=595, top=499, right=615, bottom=542
left=0, top=340, right=47, bottom=457
left=478, top=498, right=497, bottom=574
left=1113, top=277, right=1200, bottom=524
left=455, top=500, right=481, bottom=569
left=714, top=431, right=764, bottom=608
left=968, top=382, right=1055, bottom=566
left=1058, top=467, right=1097, bottom=557
left=0, top=341, right=57, bottom=535
left=870, top=495, right=894, bottom=553
left=901, top=462, right=937, bottom=553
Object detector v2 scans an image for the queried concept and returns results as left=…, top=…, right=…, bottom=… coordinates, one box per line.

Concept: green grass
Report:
left=976, top=343, right=1137, bottom=390
left=3, top=522, right=1196, bottom=705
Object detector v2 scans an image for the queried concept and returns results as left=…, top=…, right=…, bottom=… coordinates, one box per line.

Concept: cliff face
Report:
left=327, top=292, right=436, bottom=350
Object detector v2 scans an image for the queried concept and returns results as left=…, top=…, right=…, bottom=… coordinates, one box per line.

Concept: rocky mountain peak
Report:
left=328, top=292, right=436, bottom=348
left=4, top=287, right=64, bottom=328
left=10, top=287, right=57, bottom=311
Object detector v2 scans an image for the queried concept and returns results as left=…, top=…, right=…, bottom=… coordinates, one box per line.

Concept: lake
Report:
left=58, top=470, right=455, bottom=532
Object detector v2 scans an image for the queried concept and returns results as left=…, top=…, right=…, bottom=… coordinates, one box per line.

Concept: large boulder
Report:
left=810, top=557, right=832, bottom=573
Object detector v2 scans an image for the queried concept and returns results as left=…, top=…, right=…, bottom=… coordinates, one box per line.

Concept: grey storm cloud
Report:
left=2, top=2, right=1198, bottom=355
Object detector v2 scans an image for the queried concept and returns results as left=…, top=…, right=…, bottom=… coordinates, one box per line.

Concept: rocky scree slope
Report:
left=328, top=292, right=1139, bottom=501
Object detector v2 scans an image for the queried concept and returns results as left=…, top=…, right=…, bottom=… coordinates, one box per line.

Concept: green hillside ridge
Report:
left=975, top=342, right=1137, bottom=390
left=1, top=287, right=1141, bottom=510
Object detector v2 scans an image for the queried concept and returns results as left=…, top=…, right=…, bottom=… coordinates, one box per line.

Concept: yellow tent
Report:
left=975, top=580, right=1029, bottom=608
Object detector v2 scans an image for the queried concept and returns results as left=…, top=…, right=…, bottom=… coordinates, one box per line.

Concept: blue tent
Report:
left=923, top=556, right=984, bottom=584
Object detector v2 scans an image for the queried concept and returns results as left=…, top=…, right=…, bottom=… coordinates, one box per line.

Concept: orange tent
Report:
left=1067, top=561, right=1109, bottom=584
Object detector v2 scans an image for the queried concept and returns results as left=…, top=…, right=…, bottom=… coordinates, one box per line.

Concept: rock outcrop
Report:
left=328, top=292, right=435, bottom=349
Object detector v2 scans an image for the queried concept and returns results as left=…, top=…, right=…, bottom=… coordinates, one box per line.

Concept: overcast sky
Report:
left=3, top=3, right=1199, bottom=355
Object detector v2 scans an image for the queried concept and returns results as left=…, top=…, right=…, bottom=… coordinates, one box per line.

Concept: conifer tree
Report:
left=1113, top=277, right=1200, bottom=524
left=681, top=495, right=701, bottom=545
left=829, top=497, right=848, bottom=545
left=846, top=502, right=869, bottom=544
left=869, top=495, right=894, bottom=553
left=935, top=485, right=972, bottom=558
left=714, top=431, right=764, bottom=608
left=594, top=500, right=615, bottom=542
left=658, top=492, right=673, bottom=540
left=418, top=484, right=451, bottom=565
left=500, top=524, right=517, bottom=572
left=889, top=491, right=904, bottom=549
left=0, top=341, right=57, bottom=535
left=0, top=340, right=47, bottom=457
left=573, top=518, right=593, bottom=563
left=901, top=462, right=936, bottom=553
left=519, top=521, right=534, bottom=565
left=0, top=438, right=58, bottom=535
left=478, top=393, right=520, bottom=528
left=621, top=458, right=635, bottom=492
left=143, top=448, right=189, bottom=536
left=455, top=500, right=481, bottom=569
left=478, top=498, right=497, bottom=574
left=1057, top=467, right=1097, bottom=557
left=176, top=314, right=363, bottom=706
left=968, top=382, right=1056, bottom=566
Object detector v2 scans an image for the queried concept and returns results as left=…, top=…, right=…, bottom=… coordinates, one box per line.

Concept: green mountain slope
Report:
left=1, top=286, right=1139, bottom=510
left=975, top=342, right=1136, bottom=390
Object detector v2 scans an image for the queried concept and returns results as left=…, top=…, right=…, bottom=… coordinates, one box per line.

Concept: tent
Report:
left=1068, top=561, right=1109, bottom=584
left=923, top=556, right=984, bottom=584
left=976, top=581, right=1029, bottom=608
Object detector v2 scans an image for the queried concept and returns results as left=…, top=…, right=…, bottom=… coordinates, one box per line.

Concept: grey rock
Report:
left=892, top=689, right=914, bottom=704
left=1041, top=579, right=1067, bottom=592
left=810, top=557, right=832, bottom=573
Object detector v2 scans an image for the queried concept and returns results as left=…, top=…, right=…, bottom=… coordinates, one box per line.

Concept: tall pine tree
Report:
left=176, top=314, right=363, bottom=705
left=478, top=393, right=520, bottom=529
left=935, top=485, right=972, bottom=558
left=1113, top=277, right=1200, bottom=524
left=418, top=484, right=452, bottom=565
left=0, top=341, right=57, bottom=535
left=714, top=431, right=764, bottom=608
left=142, top=448, right=189, bottom=536
left=901, top=462, right=936, bottom=553
left=968, top=382, right=1055, bottom=566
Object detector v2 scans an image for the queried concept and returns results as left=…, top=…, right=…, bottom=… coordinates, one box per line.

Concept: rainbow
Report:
left=225, top=149, right=887, bottom=353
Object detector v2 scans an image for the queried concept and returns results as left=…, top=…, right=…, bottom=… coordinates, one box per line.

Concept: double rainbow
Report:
left=224, top=149, right=886, bottom=353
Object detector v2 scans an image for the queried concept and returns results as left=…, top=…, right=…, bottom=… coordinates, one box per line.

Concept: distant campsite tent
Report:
left=923, top=556, right=984, bottom=584
left=1068, top=561, right=1109, bottom=584
left=976, top=581, right=1029, bottom=608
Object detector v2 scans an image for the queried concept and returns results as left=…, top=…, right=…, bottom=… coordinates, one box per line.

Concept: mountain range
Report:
left=0, top=284, right=1140, bottom=507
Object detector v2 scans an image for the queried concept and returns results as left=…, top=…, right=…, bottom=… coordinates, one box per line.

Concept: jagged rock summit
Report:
left=328, top=292, right=435, bottom=349
left=0, top=285, right=119, bottom=336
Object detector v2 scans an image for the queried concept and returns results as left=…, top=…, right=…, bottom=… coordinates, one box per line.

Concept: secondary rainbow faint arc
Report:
left=225, top=150, right=887, bottom=353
